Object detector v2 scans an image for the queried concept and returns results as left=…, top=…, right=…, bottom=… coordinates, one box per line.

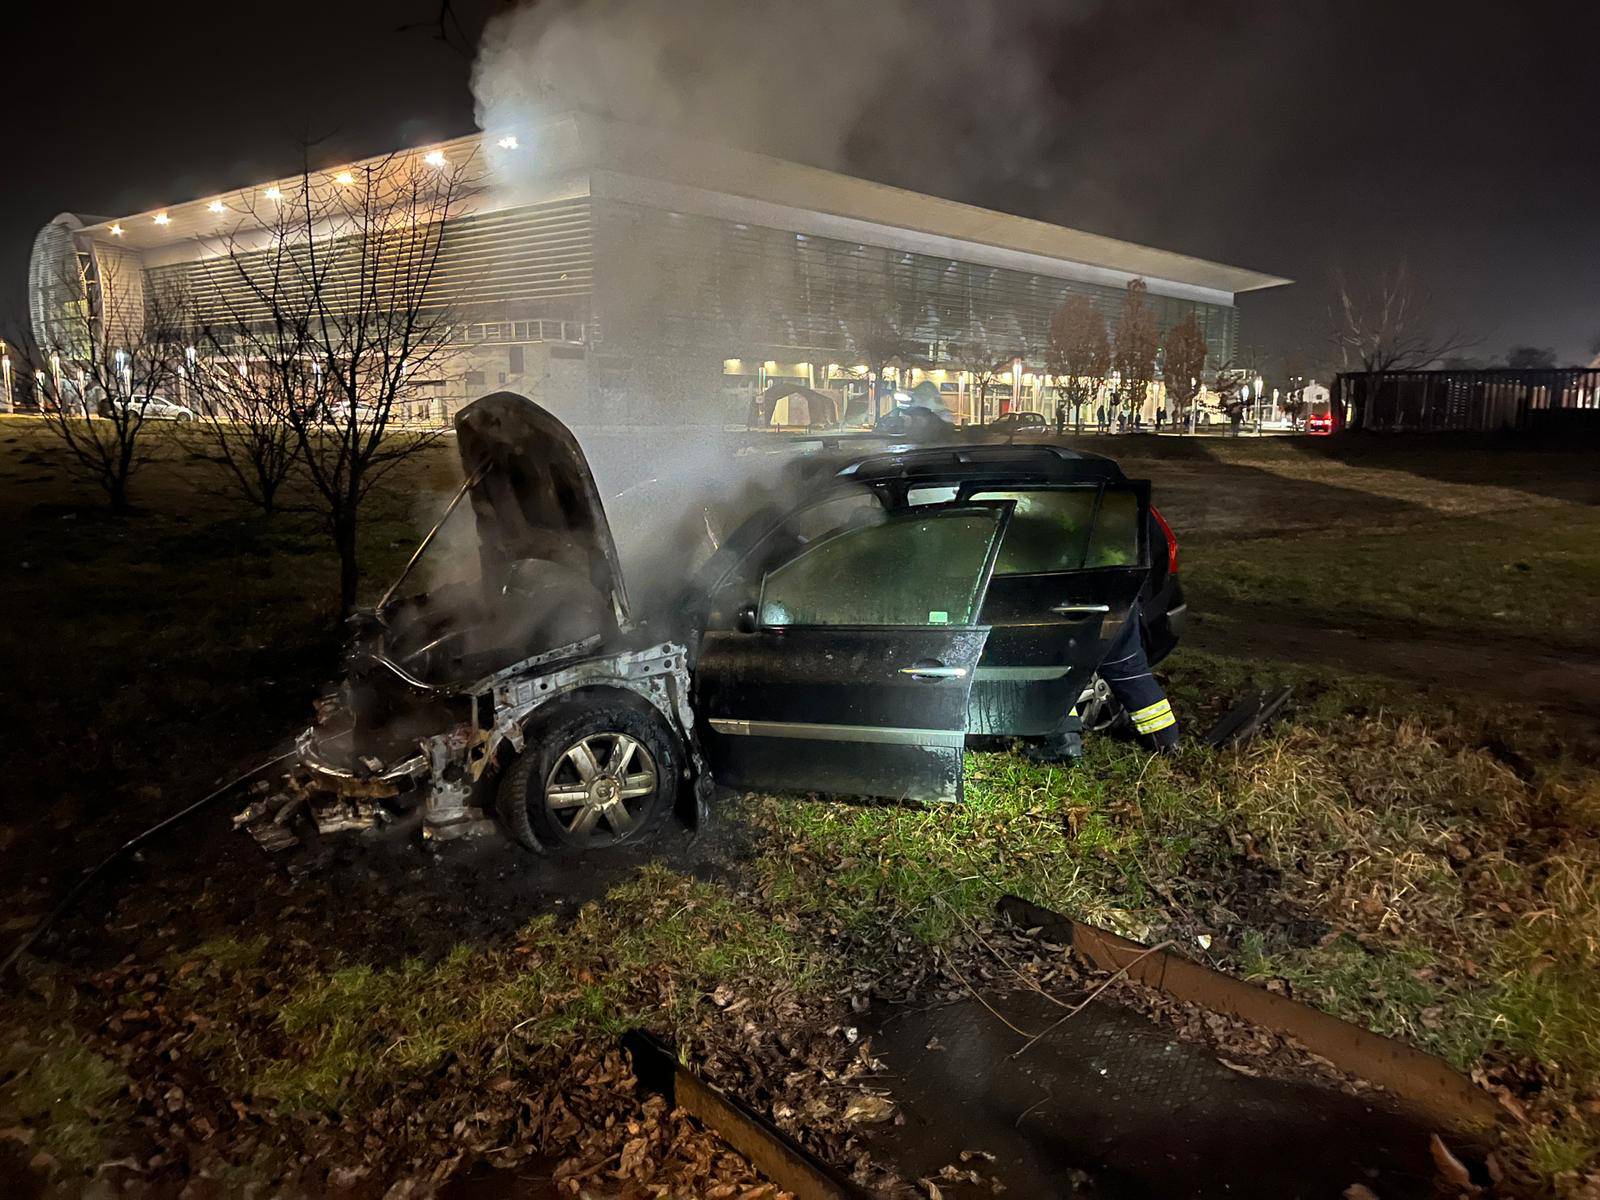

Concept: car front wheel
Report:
left=496, top=697, right=679, bottom=853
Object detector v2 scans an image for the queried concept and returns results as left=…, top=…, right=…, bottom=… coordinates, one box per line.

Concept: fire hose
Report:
left=0, top=748, right=296, bottom=982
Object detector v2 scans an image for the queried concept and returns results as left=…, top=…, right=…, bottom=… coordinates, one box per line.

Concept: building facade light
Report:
left=423, top=150, right=447, bottom=167
left=334, top=171, right=354, bottom=185
left=265, top=186, right=282, bottom=200
left=496, top=136, right=519, bottom=150
left=109, top=223, right=124, bottom=236
left=208, top=200, right=225, bottom=214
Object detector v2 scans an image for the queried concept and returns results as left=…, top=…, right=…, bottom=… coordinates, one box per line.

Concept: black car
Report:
left=298, top=392, right=1184, bottom=852
left=987, top=410, right=1048, bottom=435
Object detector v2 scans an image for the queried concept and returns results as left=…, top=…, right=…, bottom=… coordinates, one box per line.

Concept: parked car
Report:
left=987, top=410, right=1047, bottom=436
left=323, top=400, right=384, bottom=426
left=110, top=395, right=195, bottom=422
left=297, top=392, right=1184, bottom=851
left=1307, top=412, right=1333, bottom=435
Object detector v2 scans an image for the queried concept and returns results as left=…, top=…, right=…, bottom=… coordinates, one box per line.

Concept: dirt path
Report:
left=863, top=988, right=1437, bottom=1199
left=1190, top=608, right=1600, bottom=738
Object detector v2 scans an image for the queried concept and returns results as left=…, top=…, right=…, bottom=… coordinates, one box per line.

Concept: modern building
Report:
left=29, top=112, right=1289, bottom=429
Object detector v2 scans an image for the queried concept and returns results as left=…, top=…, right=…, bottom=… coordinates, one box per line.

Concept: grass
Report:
left=1183, top=504, right=1600, bottom=650
left=0, top=1023, right=129, bottom=1168
left=0, top=416, right=456, bottom=882
left=4, top=421, right=1600, bottom=1190
left=201, top=866, right=821, bottom=1115
left=740, top=666, right=1600, bottom=1188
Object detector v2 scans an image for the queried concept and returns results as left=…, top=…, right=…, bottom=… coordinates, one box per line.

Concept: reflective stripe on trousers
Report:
left=1129, top=698, right=1176, bottom=733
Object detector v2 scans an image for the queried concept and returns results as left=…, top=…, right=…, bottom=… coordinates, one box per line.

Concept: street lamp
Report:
left=1253, top=375, right=1264, bottom=432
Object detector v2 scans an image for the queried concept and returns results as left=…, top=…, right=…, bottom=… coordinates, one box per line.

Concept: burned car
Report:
left=297, top=392, right=1184, bottom=853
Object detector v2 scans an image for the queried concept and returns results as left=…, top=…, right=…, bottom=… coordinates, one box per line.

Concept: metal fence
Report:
left=1333, top=367, right=1600, bottom=432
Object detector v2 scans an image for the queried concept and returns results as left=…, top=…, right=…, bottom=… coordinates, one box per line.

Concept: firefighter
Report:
left=1023, top=602, right=1178, bottom=763
left=1098, top=602, right=1179, bottom=751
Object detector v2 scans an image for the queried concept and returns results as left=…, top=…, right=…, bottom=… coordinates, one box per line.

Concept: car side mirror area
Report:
left=735, top=603, right=759, bottom=634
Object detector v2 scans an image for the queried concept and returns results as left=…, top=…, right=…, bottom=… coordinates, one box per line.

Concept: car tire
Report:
left=496, top=696, right=679, bottom=855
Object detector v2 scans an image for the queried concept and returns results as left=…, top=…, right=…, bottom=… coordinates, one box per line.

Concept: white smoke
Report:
left=463, top=0, right=1103, bottom=626
left=472, top=0, right=1099, bottom=184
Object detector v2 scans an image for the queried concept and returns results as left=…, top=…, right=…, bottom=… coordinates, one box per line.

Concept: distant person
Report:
left=1055, top=405, right=1066, bottom=436
left=1096, top=403, right=1105, bottom=430
left=1157, top=406, right=1166, bottom=428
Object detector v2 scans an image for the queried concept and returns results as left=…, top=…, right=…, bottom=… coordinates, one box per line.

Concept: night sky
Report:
left=6, top=0, right=1598, bottom=374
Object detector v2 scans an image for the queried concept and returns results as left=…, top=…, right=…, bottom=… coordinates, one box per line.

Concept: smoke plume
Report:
left=460, top=0, right=1104, bottom=629
left=472, top=0, right=1098, bottom=186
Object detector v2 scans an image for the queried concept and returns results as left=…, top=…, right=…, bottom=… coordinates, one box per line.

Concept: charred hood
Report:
left=454, top=392, right=630, bottom=624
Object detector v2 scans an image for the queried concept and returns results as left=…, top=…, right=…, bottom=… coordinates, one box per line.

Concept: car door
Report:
left=963, top=482, right=1151, bottom=737
left=695, top=503, right=1012, bottom=804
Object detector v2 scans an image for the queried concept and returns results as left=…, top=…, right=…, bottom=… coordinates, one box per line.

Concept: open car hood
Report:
left=455, top=392, right=631, bottom=625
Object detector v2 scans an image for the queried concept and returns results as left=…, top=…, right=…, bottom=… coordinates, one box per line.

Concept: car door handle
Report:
left=899, top=665, right=969, bottom=679
left=1051, top=603, right=1110, bottom=616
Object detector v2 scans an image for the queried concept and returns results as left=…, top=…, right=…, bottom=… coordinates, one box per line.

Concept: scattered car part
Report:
left=996, top=894, right=1499, bottom=1135
left=2, top=750, right=295, bottom=981
left=1201, top=685, right=1294, bottom=748
left=622, top=1029, right=866, bottom=1200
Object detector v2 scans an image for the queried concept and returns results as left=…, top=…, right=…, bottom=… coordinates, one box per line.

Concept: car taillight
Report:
left=1151, top=505, right=1179, bottom=576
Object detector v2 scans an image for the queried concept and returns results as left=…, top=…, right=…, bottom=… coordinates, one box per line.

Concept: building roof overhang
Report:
left=58, top=111, right=1291, bottom=301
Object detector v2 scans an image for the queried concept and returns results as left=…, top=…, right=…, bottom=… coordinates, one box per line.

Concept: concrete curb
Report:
left=996, top=894, right=1500, bottom=1136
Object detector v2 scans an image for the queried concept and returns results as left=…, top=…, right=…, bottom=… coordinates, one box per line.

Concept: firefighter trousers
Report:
left=1099, top=605, right=1179, bottom=750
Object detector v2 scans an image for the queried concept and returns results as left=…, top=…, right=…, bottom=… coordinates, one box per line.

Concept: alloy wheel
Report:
left=542, top=732, right=659, bottom=848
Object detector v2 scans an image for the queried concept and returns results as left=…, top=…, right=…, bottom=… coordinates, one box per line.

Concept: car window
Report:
left=706, top=489, right=886, bottom=606
left=970, top=488, right=1099, bottom=574
left=740, top=490, right=886, bottom=578
left=1084, top=488, right=1140, bottom=567
left=759, top=507, right=1003, bottom=628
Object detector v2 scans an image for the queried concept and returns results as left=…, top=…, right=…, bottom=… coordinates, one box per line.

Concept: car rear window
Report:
left=1084, top=489, right=1140, bottom=567
left=969, top=489, right=1099, bottom=574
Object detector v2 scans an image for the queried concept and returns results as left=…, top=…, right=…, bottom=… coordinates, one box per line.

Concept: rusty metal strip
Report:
left=622, top=1030, right=864, bottom=1200
left=996, top=895, right=1499, bottom=1134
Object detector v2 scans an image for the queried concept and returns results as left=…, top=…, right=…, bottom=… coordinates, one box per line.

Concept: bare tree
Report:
left=855, top=313, right=916, bottom=421
left=1328, top=260, right=1473, bottom=430
left=1046, top=296, right=1111, bottom=434
left=1329, top=261, right=1470, bottom=373
left=948, top=335, right=1014, bottom=426
left=195, top=147, right=474, bottom=612
left=187, top=345, right=301, bottom=515
left=1112, top=278, right=1159, bottom=427
left=23, top=252, right=188, bottom=510
left=1159, top=311, right=1207, bottom=431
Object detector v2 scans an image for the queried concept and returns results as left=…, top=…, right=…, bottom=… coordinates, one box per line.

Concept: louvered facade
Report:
left=592, top=199, right=1238, bottom=369
left=146, top=198, right=594, bottom=330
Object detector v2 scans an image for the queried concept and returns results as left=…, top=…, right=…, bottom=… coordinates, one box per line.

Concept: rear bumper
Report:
left=1143, top=579, right=1186, bottom=666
